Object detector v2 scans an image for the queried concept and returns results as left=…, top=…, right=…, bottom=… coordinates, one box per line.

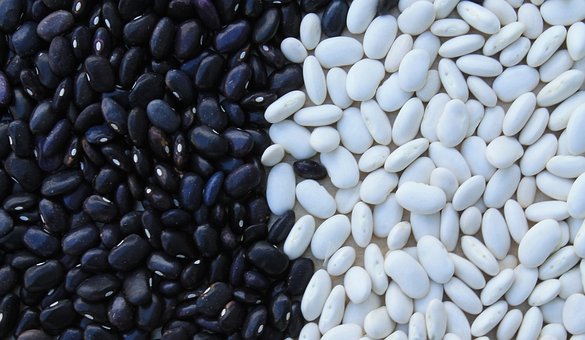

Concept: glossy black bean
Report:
left=70, top=26, right=91, bottom=60
left=195, top=54, right=225, bottom=90
left=101, top=1, right=122, bottom=37
left=83, top=195, right=117, bottom=223
left=17, top=329, right=52, bottom=340
left=241, top=305, right=267, bottom=339
left=195, top=282, right=232, bottom=317
left=84, top=55, right=114, bottom=93
left=36, top=10, right=74, bottom=40
left=293, top=159, right=327, bottom=179
left=190, top=126, right=228, bottom=159
left=215, top=20, right=250, bottom=54
left=147, top=252, right=182, bottom=279
left=150, top=17, right=174, bottom=60
left=286, top=257, right=314, bottom=297
left=301, top=0, right=330, bottom=11
left=322, top=0, right=349, bottom=37
left=266, top=210, right=294, bottom=244
left=20, top=69, right=45, bottom=100
left=242, top=0, right=262, bottom=18
left=107, top=234, right=150, bottom=271
left=378, top=0, right=399, bottom=14
left=0, top=225, right=26, bottom=252
left=215, top=0, right=239, bottom=23
left=80, top=248, right=109, bottom=272
left=39, top=299, right=76, bottom=333
left=23, top=228, right=59, bottom=258
left=73, top=297, right=108, bottom=323
left=224, top=163, right=261, bottom=198
left=47, top=36, right=75, bottom=78
left=118, top=48, right=144, bottom=89
left=159, top=207, right=189, bottom=226
left=64, top=267, right=89, bottom=294
left=124, top=108, right=147, bottom=147
left=243, top=270, right=269, bottom=291
left=76, top=274, right=120, bottom=302
left=8, top=88, right=34, bottom=122
left=23, top=260, right=64, bottom=292
left=117, top=0, right=148, bottom=20
left=93, top=167, right=122, bottom=194
left=221, top=64, right=252, bottom=101
left=191, top=224, right=218, bottom=258
left=253, top=8, right=280, bottom=43
left=221, top=100, right=245, bottom=128
left=256, top=43, right=286, bottom=69
left=0, top=71, right=12, bottom=106
left=209, top=252, right=230, bottom=283
left=247, top=197, right=270, bottom=225
left=247, top=241, right=289, bottom=276
left=136, top=293, right=162, bottom=331
left=123, top=12, right=157, bottom=47
left=247, top=55, right=268, bottom=90
left=129, top=72, right=165, bottom=108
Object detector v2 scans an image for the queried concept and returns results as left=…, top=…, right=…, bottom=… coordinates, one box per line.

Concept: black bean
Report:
left=165, top=69, right=194, bottom=104
left=0, top=71, right=12, bottom=106
left=247, top=241, right=289, bottom=276
left=39, top=299, right=76, bottom=333
left=23, top=228, right=59, bottom=258
left=322, top=0, right=349, bottom=37
left=80, top=248, right=110, bottom=272
left=14, top=308, right=41, bottom=337
left=48, top=36, right=76, bottom=77
left=195, top=282, right=232, bottom=317
left=268, top=293, right=291, bottom=332
left=83, top=324, right=118, bottom=340
left=119, top=48, right=145, bottom=90
left=244, top=270, right=270, bottom=290
left=4, top=154, right=42, bottom=191
left=242, top=305, right=267, bottom=339
left=293, top=159, right=327, bottom=179
left=117, top=0, right=148, bottom=21
left=180, top=259, right=206, bottom=289
left=150, top=17, right=175, bottom=60
left=107, top=295, right=134, bottom=330
left=43, top=119, right=72, bottom=157
left=17, top=329, right=52, bottom=340
left=123, top=13, right=158, bottom=46
left=243, top=223, right=268, bottom=246
left=174, top=20, right=203, bottom=60
left=301, top=0, right=330, bottom=11
left=222, top=100, right=246, bottom=127
left=59, top=328, right=83, bottom=340
left=248, top=55, right=268, bottom=89
left=243, top=0, right=262, bottom=18
left=20, top=69, right=46, bottom=100
left=123, top=269, right=152, bottom=306
left=147, top=251, right=182, bottom=279
left=253, top=8, right=280, bottom=44
left=266, top=210, right=294, bottom=244
left=84, top=56, right=115, bottom=93
left=37, top=10, right=74, bottom=41
left=129, top=72, right=165, bottom=108
left=12, top=22, right=41, bottom=57
left=0, top=0, right=24, bottom=31
left=24, top=260, right=64, bottom=293
left=256, top=43, right=285, bottom=69
left=146, top=99, right=180, bottom=133
left=190, top=126, right=228, bottom=159
left=76, top=274, right=120, bottom=302
left=193, top=0, right=221, bottom=29
left=73, top=297, right=108, bottom=323
left=215, top=0, right=240, bottom=22
left=214, top=20, right=251, bottom=54
left=378, top=0, right=399, bottom=14
left=195, top=53, right=226, bottom=90
left=11, top=250, right=42, bottom=270
left=101, top=97, right=128, bottom=135
left=136, top=293, right=162, bottom=331
left=197, top=95, right=228, bottom=131
left=108, top=234, right=150, bottom=271
left=0, top=208, right=14, bottom=238
left=41, top=169, right=83, bottom=196
left=224, top=163, right=261, bottom=198
left=221, top=64, right=252, bottom=101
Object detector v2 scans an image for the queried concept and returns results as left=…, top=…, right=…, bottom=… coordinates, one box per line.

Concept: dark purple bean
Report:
left=107, top=295, right=134, bottom=331
left=80, top=248, right=109, bottom=272
left=39, top=299, right=76, bottom=333
left=146, top=99, right=180, bottom=133
left=129, top=72, right=165, bottom=108
left=174, top=20, right=203, bottom=60
left=221, top=64, right=252, bottom=101
left=84, top=56, right=114, bottom=93
left=108, top=234, right=150, bottom=271
left=23, top=227, right=59, bottom=258
left=11, top=22, right=41, bottom=57
left=76, top=274, right=120, bottom=302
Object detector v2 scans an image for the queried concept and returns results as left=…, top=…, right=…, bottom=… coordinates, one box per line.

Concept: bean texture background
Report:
left=0, top=0, right=339, bottom=338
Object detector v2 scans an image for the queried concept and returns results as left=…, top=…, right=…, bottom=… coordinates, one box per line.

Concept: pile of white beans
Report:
left=262, top=0, right=585, bottom=339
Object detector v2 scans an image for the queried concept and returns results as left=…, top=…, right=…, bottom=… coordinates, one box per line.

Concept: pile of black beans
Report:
left=0, top=0, right=370, bottom=338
